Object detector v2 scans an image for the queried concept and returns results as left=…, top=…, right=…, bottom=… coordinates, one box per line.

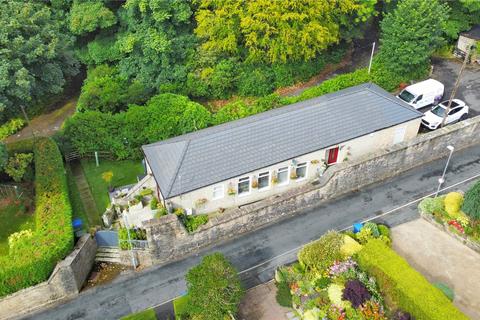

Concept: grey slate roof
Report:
left=143, top=83, right=423, bottom=199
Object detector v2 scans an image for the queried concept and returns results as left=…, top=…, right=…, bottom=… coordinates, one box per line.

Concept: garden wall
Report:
left=0, top=235, right=97, bottom=320
left=144, top=116, right=480, bottom=265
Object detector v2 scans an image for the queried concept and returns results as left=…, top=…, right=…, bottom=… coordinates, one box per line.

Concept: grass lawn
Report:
left=81, top=159, right=144, bottom=214
left=120, top=308, right=157, bottom=320
left=66, top=164, right=97, bottom=228
left=174, top=294, right=190, bottom=319
left=0, top=194, right=35, bottom=256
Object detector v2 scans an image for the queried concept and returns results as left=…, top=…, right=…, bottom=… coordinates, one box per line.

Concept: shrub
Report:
left=342, top=280, right=371, bottom=308
left=364, top=222, right=380, bottom=237
left=275, top=281, right=292, bottom=307
left=328, top=284, right=349, bottom=309
left=357, top=239, right=468, bottom=320
left=356, top=227, right=374, bottom=244
left=0, top=118, right=25, bottom=141
left=118, top=228, right=147, bottom=250
left=298, top=231, right=344, bottom=274
left=418, top=196, right=445, bottom=215
left=340, top=235, right=362, bottom=257
left=0, top=138, right=73, bottom=297
left=444, top=192, right=464, bottom=217
left=183, top=214, right=209, bottom=233
left=392, top=310, right=415, bottom=320
left=237, top=65, right=275, bottom=97
left=4, top=152, right=33, bottom=182
left=186, top=253, right=244, bottom=320
left=462, top=180, right=480, bottom=220
left=315, top=277, right=331, bottom=289
left=378, top=225, right=391, bottom=239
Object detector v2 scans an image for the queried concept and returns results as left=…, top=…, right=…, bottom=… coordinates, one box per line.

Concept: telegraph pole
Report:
left=440, top=45, right=472, bottom=128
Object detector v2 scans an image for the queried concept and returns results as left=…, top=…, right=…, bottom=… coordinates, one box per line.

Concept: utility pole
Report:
left=368, top=42, right=376, bottom=74
left=440, top=45, right=472, bottom=128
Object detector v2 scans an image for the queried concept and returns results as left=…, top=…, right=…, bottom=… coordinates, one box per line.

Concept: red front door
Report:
left=327, top=147, right=339, bottom=165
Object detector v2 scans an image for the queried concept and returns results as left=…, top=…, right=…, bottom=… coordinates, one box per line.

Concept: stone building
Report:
left=142, top=83, right=422, bottom=214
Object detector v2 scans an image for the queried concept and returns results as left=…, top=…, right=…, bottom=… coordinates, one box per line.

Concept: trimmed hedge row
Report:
left=356, top=239, right=467, bottom=320
left=0, top=138, right=73, bottom=297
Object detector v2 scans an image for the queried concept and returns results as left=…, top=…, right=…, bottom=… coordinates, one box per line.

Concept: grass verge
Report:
left=120, top=308, right=157, bottom=320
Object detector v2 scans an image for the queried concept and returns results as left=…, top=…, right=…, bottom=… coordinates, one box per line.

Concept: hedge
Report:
left=0, top=138, right=73, bottom=297
left=356, top=239, right=467, bottom=320
left=0, top=118, right=25, bottom=141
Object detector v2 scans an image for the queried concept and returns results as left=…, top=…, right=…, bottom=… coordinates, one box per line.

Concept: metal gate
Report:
left=95, top=230, right=119, bottom=247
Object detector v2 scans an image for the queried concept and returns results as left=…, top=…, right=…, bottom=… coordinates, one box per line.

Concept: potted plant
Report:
left=271, top=170, right=278, bottom=184
left=195, top=198, right=208, bottom=208
left=251, top=176, right=258, bottom=188
left=227, top=182, right=236, bottom=195
left=290, top=169, right=298, bottom=180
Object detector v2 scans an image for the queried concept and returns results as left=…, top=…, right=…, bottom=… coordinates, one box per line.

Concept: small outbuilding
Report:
left=141, top=83, right=423, bottom=215
left=455, top=25, right=480, bottom=64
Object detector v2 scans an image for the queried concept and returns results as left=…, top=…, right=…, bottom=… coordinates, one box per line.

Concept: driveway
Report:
left=23, top=143, right=480, bottom=320
left=431, top=58, right=480, bottom=117
left=392, top=219, right=480, bottom=319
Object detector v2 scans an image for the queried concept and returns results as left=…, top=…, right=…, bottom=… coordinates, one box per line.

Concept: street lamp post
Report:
left=435, top=145, right=455, bottom=197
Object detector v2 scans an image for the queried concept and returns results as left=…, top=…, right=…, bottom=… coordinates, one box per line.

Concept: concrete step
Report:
left=96, top=250, right=120, bottom=257
left=95, top=256, right=121, bottom=263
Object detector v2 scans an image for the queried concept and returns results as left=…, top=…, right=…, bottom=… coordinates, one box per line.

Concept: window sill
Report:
left=258, top=187, right=271, bottom=192
left=296, top=177, right=307, bottom=182
left=238, top=192, right=251, bottom=197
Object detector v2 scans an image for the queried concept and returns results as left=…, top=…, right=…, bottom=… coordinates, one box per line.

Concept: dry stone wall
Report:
left=144, top=116, right=480, bottom=265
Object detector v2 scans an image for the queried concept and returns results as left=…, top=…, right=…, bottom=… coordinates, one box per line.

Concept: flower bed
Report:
left=274, top=222, right=465, bottom=319
left=418, top=190, right=480, bottom=252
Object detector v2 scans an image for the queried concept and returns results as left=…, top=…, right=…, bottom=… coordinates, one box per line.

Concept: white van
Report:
left=397, top=79, right=444, bottom=109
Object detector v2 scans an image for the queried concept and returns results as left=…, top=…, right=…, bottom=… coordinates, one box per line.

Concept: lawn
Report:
left=174, top=294, right=190, bottom=319
left=0, top=194, right=35, bottom=256
left=81, top=159, right=144, bottom=214
left=120, top=308, right=157, bottom=320
left=66, top=164, right=96, bottom=228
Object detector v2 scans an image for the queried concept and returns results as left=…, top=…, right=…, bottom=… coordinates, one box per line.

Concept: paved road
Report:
left=25, top=143, right=480, bottom=320
left=431, top=58, right=480, bottom=117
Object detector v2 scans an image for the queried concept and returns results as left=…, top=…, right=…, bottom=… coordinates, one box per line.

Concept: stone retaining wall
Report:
left=0, top=235, right=97, bottom=320
left=144, top=116, right=480, bottom=265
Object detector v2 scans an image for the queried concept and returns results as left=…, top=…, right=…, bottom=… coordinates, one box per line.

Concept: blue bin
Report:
left=353, top=222, right=363, bottom=234
left=72, top=218, right=83, bottom=231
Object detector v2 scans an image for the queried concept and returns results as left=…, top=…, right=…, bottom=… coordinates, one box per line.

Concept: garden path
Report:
left=392, top=218, right=480, bottom=319
left=70, top=161, right=100, bottom=227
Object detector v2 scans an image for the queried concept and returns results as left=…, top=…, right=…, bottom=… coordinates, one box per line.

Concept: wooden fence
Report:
left=0, top=184, right=20, bottom=199
left=64, top=150, right=113, bottom=162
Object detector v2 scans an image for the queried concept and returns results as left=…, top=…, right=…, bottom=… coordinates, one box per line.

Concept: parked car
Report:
left=421, top=99, right=469, bottom=130
left=397, top=79, right=444, bottom=109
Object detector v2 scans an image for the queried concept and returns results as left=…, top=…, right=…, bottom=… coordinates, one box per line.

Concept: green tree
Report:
left=0, top=0, right=79, bottom=122
left=378, top=0, right=449, bottom=76
left=0, top=143, right=7, bottom=170
left=77, top=65, right=149, bottom=113
left=4, top=153, right=34, bottom=182
left=442, top=0, right=480, bottom=40
left=68, top=0, right=117, bottom=35
left=195, top=0, right=377, bottom=63
left=462, top=180, right=480, bottom=220
left=115, top=0, right=196, bottom=92
left=185, top=253, right=244, bottom=320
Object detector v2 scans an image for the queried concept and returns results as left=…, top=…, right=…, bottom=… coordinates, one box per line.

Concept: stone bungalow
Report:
left=142, top=83, right=423, bottom=214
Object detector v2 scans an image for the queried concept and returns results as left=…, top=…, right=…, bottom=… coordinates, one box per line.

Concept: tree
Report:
left=0, top=0, right=78, bottom=122
left=462, top=180, right=480, bottom=220
left=4, top=153, right=34, bottom=182
left=185, top=253, right=244, bottom=320
left=77, top=65, right=149, bottom=113
left=194, top=0, right=377, bottom=63
left=0, top=143, right=7, bottom=170
left=378, top=0, right=449, bottom=76
left=442, top=0, right=480, bottom=40
left=68, top=0, right=117, bottom=35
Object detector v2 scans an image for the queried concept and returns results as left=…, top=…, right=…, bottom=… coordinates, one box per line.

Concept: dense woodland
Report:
left=0, top=0, right=479, bottom=159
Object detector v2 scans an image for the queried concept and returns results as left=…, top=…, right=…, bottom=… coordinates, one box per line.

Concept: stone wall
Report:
left=144, top=116, right=480, bottom=265
left=0, top=235, right=97, bottom=320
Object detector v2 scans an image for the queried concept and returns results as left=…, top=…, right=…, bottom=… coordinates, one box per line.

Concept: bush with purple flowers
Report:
left=342, top=279, right=371, bottom=307
left=328, top=258, right=357, bottom=277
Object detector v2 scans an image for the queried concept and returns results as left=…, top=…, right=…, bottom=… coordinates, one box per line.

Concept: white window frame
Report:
left=212, top=184, right=224, bottom=200
left=237, top=176, right=251, bottom=196
left=295, top=162, right=308, bottom=181
left=257, top=171, right=270, bottom=191
left=277, top=166, right=290, bottom=186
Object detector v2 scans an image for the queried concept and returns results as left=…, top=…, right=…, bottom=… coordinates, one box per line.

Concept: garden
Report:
left=418, top=180, right=480, bottom=248
left=274, top=222, right=467, bottom=320
left=0, top=138, right=74, bottom=297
